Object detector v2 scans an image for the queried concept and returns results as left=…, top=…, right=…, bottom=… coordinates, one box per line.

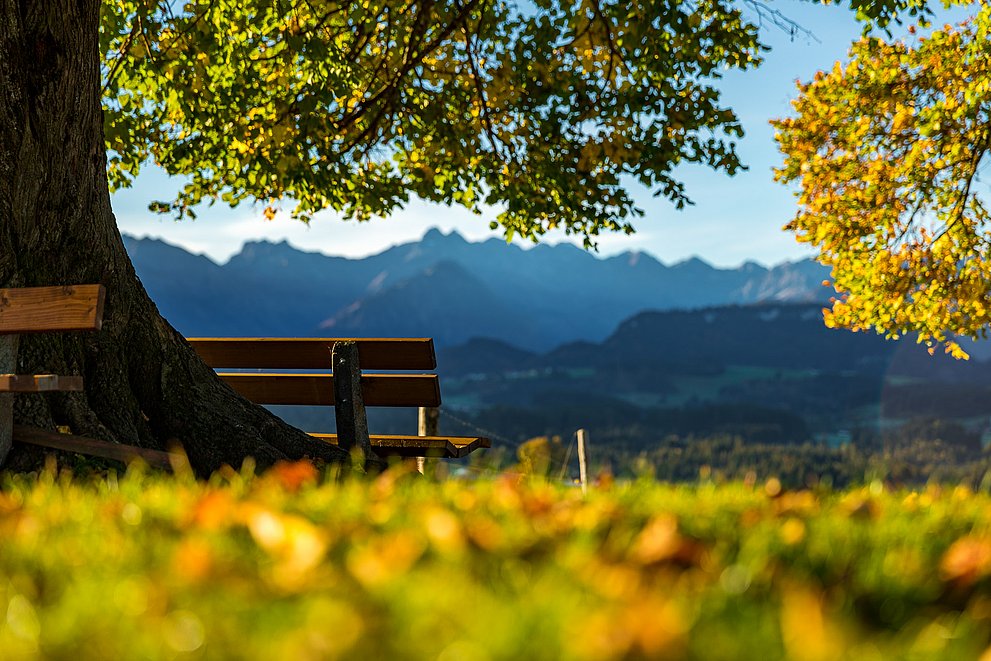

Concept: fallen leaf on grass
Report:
left=567, top=597, right=687, bottom=660
left=172, top=537, right=215, bottom=583
left=940, top=536, right=991, bottom=587
left=186, top=490, right=235, bottom=530
left=631, top=515, right=705, bottom=568
left=780, top=586, right=845, bottom=661
left=244, top=506, right=327, bottom=580
left=270, top=460, right=319, bottom=493
left=631, top=515, right=681, bottom=564
left=346, top=532, right=425, bottom=588
left=423, top=507, right=465, bottom=555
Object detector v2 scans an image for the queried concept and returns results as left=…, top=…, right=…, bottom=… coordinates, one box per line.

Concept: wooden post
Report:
left=557, top=436, right=575, bottom=482
left=331, top=341, right=371, bottom=468
left=416, top=406, right=439, bottom=474
left=577, top=428, right=589, bottom=496
left=0, top=335, right=17, bottom=465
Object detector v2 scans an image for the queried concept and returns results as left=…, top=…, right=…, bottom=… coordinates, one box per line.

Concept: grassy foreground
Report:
left=1, top=464, right=991, bottom=660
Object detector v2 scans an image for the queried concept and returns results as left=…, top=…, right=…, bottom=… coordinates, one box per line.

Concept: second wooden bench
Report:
left=188, top=338, right=489, bottom=459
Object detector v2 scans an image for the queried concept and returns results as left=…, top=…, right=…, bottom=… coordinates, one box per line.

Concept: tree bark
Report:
left=0, top=2, right=350, bottom=473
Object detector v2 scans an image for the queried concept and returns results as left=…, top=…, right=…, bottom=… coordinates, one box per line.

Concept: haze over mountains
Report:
left=124, top=228, right=830, bottom=350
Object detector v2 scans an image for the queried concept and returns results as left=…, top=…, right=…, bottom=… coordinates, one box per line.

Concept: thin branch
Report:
left=742, top=0, right=820, bottom=44
left=462, top=0, right=507, bottom=161
left=334, top=0, right=483, bottom=136
left=102, top=16, right=143, bottom=94
left=587, top=0, right=618, bottom=86
left=932, top=132, right=990, bottom=246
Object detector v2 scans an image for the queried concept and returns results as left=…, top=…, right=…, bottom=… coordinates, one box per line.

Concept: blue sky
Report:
left=111, top=1, right=940, bottom=268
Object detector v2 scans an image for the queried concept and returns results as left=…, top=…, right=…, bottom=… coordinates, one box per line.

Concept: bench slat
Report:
left=11, top=425, right=173, bottom=469
left=219, top=373, right=441, bottom=407
left=309, top=433, right=489, bottom=458
left=189, top=338, right=436, bottom=370
left=0, top=285, right=105, bottom=334
left=0, top=374, right=84, bottom=393
left=447, top=436, right=492, bottom=458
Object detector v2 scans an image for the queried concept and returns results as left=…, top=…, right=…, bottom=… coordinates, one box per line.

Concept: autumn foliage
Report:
left=2, top=464, right=991, bottom=658
left=774, top=7, right=991, bottom=357
left=101, top=0, right=762, bottom=246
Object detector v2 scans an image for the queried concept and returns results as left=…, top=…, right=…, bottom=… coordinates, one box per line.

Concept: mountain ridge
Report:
left=124, top=228, right=830, bottom=349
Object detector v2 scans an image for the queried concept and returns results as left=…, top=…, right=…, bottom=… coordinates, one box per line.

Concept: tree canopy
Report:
left=774, top=2, right=987, bottom=358
left=100, top=0, right=773, bottom=247
left=102, top=0, right=956, bottom=247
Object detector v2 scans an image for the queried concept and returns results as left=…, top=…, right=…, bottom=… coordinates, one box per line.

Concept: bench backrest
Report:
left=188, top=338, right=441, bottom=407
left=0, top=285, right=105, bottom=334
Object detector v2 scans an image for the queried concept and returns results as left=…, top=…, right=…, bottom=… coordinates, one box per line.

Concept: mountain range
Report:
left=437, top=302, right=991, bottom=407
left=124, top=228, right=830, bottom=350
left=124, top=230, right=991, bottom=443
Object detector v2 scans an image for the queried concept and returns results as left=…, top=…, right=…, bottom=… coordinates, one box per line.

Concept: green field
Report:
left=1, top=463, right=990, bottom=660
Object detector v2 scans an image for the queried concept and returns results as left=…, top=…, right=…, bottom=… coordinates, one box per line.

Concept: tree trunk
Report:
left=0, top=2, right=350, bottom=473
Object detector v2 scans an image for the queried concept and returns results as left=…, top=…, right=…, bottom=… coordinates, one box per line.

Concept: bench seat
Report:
left=309, top=433, right=489, bottom=458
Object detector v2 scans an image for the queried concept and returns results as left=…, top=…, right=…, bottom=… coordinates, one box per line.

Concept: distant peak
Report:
left=121, top=234, right=220, bottom=265
left=241, top=238, right=292, bottom=250
left=674, top=256, right=713, bottom=270
left=226, top=238, right=307, bottom=266
left=422, top=227, right=466, bottom=243
left=621, top=250, right=662, bottom=267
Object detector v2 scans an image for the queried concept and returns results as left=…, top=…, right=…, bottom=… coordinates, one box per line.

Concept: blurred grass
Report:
left=0, top=462, right=990, bottom=659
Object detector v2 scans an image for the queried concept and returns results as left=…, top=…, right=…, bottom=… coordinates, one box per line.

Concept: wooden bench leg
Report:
left=0, top=335, right=18, bottom=465
left=415, top=406, right=439, bottom=474
left=332, top=341, right=372, bottom=468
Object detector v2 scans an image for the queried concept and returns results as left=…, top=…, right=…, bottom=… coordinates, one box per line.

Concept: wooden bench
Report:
left=1, top=285, right=173, bottom=468
left=0, top=285, right=171, bottom=468
left=1, top=285, right=104, bottom=464
left=1, top=287, right=487, bottom=469
left=188, top=338, right=490, bottom=459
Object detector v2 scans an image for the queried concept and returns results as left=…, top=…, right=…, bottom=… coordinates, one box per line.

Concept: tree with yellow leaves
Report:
left=774, top=4, right=989, bottom=359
